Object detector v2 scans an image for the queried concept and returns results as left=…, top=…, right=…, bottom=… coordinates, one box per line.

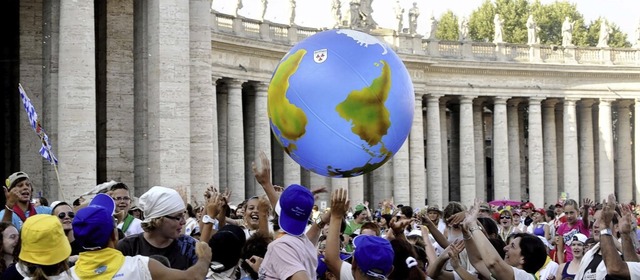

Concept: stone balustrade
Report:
left=212, top=11, right=640, bottom=66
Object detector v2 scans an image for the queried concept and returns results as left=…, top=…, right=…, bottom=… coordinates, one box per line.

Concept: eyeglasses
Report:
left=500, top=216, right=511, bottom=219
left=164, top=214, right=185, bottom=222
left=57, top=212, right=75, bottom=219
left=113, top=196, right=131, bottom=202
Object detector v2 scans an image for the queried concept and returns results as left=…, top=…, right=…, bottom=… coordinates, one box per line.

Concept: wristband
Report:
left=316, top=220, right=326, bottom=229
left=600, top=228, right=613, bottom=236
left=202, top=215, right=215, bottom=224
left=469, top=226, right=481, bottom=233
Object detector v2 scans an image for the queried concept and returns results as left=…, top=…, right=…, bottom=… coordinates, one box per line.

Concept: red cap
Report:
left=522, top=202, right=535, bottom=209
left=535, top=208, right=546, bottom=216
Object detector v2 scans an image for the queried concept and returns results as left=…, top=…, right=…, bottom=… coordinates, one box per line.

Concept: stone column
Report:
left=493, top=97, right=510, bottom=200
left=254, top=82, right=271, bottom=196
left=578, top=100, right=596, bottom=201
left=635, top=99, right=640, bottom=201
left=393, top=141, right=410, bottom=206
left=310, top=173, right=330, bottom=206
left=459, top=96, right=476, bottom=206
left=348, top=176, right=365, bottom=206
left=440, top=99, right=450, bottom=203
left=146, top=1, right=191, bottom=191
left=473, top=99, right=486, bottom=201
left=426, top=95, right=443, bottom=206
left=283, top=152, right=301, bottom=188
left=331, top=178, right=348, bottom=193
left=615, top=100, right=633, bottom=203
left=507, top=99, right=522, bottom=201
left=217, top=86, right=229, bottom=192
left=58, top=0, right=97, bottom=200
left=19, top=0, right=45, bottom=193
left=210, top=76, right=221, bottom=188
left=528, top=98, right=545, bottom=207
left=449, top=103, right=460, bottom=201
left=227, top=79, right=245, bottom=203
left=542, top=99, right=558, bottom=205
left=409, top=94, right=426, bottom=207
left=563, top=98, right=580, bottom=200
left=598, top=99, right=615, bottom=201
left=190, top=0, right=216, bottom=198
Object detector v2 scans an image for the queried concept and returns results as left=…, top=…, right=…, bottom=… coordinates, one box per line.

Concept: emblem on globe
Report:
left=268, top=29, right=414, bottom=177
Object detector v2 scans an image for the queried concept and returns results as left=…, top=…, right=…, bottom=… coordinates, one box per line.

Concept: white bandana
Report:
left=138, top=186, right=185, bottom=223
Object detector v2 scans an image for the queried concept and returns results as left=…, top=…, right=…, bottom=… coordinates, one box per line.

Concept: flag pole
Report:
left=52, top=164, right=66, bottom=202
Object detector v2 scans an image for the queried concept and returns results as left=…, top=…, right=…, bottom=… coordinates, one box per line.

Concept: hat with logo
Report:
left=572, top=233, right=588, bottom=244
left=353, top=235, right=394, bottom=278
left=72, top=193, right=116, bottom=250
left=19, top=214, right=71, bottom=265
left=275, top=184, right=314, bottom=236
left=5, top=171, right=29, bottom=189
left=427, top=205, right=441, bottom=213
left=479, top=202, right=492, bottom=212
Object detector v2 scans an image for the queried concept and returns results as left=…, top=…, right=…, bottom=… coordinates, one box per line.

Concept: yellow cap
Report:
left=19, top=214, right=71, bottom=265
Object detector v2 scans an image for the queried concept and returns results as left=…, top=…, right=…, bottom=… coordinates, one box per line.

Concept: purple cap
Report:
left=72, top=194, right=116, bottom=250
left=353, top=235, right=394, bottom=278
left=275, top=184, right=314, bottom=236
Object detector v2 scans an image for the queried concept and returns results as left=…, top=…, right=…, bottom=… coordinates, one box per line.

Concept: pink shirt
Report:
left=258, top=233, right=317, bottom=280
left=556, top=220, right=589, bottom=262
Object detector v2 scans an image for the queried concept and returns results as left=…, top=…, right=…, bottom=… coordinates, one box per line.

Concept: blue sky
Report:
left=215, top=0, right=639, bottom=44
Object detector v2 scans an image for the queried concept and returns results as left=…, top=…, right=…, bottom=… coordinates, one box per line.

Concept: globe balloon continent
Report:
left=268, top=29, right=414, bottom=178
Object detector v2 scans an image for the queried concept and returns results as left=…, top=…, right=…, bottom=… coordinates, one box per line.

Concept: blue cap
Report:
left=353, top=235, right=394, bottom=278
left=72, top=194, right=116, bottom=250
left=275, top=184, right=314, bottom=236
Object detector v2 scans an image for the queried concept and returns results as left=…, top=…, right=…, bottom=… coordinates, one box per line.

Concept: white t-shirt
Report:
left=340, top=261, right=355, bottom=280
left=70, top=255, right=152, bottom=280
left=118, top=217, right=144, bottom=237
left=627, top=262, right=640, bottom=278
left=512, top=267, right=535, bottom=280
left=538, top=260, right=558, bottom=280
left=184, top=217, right=199, bottom=236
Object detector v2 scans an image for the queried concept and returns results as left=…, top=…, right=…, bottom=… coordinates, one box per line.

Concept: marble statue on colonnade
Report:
left=426, top=15, right=438, bottom=40
left=259, top=0, right=267, bottom=21
left=289, top=0, right=296, bottom=25
left=408, top=2, right=420, bottom=35
left=526, top=15, right=537, bottom=45
left=235, top=0, right=243, bottom=17
left=331, top=0, right=342, bottom=28
left=349, top=0, right=361, bottom=28
left=597, top=20, right=610, bottom=48
left=394, top=0, right=404, bottom=33
left=459, top=16, right=469, bottom=41
left=493, top=14, right=503, bottom=43
left=562, top=17, right=574, bottom=47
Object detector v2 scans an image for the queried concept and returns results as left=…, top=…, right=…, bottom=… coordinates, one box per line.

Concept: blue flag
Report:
left=18, top=84, right=58, bottom=165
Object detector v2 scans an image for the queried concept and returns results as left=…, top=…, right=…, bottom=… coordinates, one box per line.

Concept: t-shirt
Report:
left=116, top=233, right=197, bottom=270
left=344, top=220, right=363, bottom=252
left=556, top=220, right=589, bottom=262
left=70, top=255, right=152, bottom=280
left=511, top=267, right=535, bottom=280
left=0, top=206, right=51, bottom=231
left=117, top=216, right=144, bottom=237
left=627, top=262, right=640, bottom=278
left=10, top=262, right=73, bottom=280
left=258, top=233, right=317, bottom=280
left=184, top=217, right=199, bottom=236
left=339, top=261, right=355, bottom=280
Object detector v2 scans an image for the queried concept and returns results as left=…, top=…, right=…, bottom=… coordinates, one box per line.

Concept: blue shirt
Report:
left=0, top=205, right=52, bottom=231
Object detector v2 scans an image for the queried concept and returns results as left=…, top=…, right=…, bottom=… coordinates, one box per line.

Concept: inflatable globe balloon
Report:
left=267, top=29, right=414, bottom=178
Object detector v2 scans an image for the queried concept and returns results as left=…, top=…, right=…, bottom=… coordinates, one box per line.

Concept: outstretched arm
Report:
left=325, top=188, right=350, bottom=277
left=252, top=151, right=278, bottom=208
left=601, top=194, right=630, bottom=278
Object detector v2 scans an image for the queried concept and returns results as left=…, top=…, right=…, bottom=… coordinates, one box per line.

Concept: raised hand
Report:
left=3, top=186, right=19, bottom=208
left=600, top=194, right=617, bottom=229
left=206, top=192, right=223, bottom=217
left=330, top=188, right=349, bottom=218
left=582, top=198, right=594, bottom=210
left=462, top=200, right=480, bottom=231
left=252, top=151, right=272, bottom=186
left=619, top=204, right=633, bottom=234
left=448, top=239, right=466, bottom=269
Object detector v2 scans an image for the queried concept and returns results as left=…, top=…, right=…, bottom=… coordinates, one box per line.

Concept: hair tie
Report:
left=406, top=257, right=418, bottom=268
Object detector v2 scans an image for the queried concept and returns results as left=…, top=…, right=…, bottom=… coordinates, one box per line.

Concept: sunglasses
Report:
left=164, top=214, right=185, bottom=221
left=500, top=216, right=511, bottom=219
left=57, top=212, right=75, bottom=219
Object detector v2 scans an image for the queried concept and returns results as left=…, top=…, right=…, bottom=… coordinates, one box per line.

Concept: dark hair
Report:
left=21, top=260, right=69, bottom=280
left=8, top=177, right=29, bottom=190
left=513, top=233, right=547, bottom=274
left=109, top=182, right=129, bottom=192
left=546, top=209, right=555, bottom=220
left=51, top=202, right=70, bottom=215
left=0, top=222, right=18, bottom=272
left=388, top=238, right=426, bottom=280
left=72, top=198, right=82, bottom=207
left=443, top=202, right=465, bottom=221
left=477, top=217, right=499, bottom=239
left=37, top=197, right=49, bottom=207
left=400, top=206, right=414, bottom=219
left=488, top=237, right=506, bottom=260
left=241, top=232, right=273, bottom=279
left=380, top=214, right=392, bottom=228
left=186, top=204, right=196, bottom=218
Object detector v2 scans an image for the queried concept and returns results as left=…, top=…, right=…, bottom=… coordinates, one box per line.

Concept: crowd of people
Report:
left=2, top=152, right=640, bottom=279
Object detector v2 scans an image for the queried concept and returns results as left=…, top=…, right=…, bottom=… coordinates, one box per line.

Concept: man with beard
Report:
left=110, top=182, right=144, bottom=237
left=1, top=172, right=51, bottom=230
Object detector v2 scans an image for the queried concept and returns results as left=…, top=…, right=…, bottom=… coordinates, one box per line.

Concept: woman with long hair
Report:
left=0, top=222, right=19, bottom=274
left=556, top=199, right=590, bottom=263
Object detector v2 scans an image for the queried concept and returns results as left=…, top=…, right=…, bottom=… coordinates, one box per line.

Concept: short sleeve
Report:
left=265, top=241, right=308, bottom=279
left=340, top=261, right=355, bottom=280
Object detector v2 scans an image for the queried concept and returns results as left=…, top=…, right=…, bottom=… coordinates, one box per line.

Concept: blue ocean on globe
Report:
left=267, top=29, right=414, bottom=178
